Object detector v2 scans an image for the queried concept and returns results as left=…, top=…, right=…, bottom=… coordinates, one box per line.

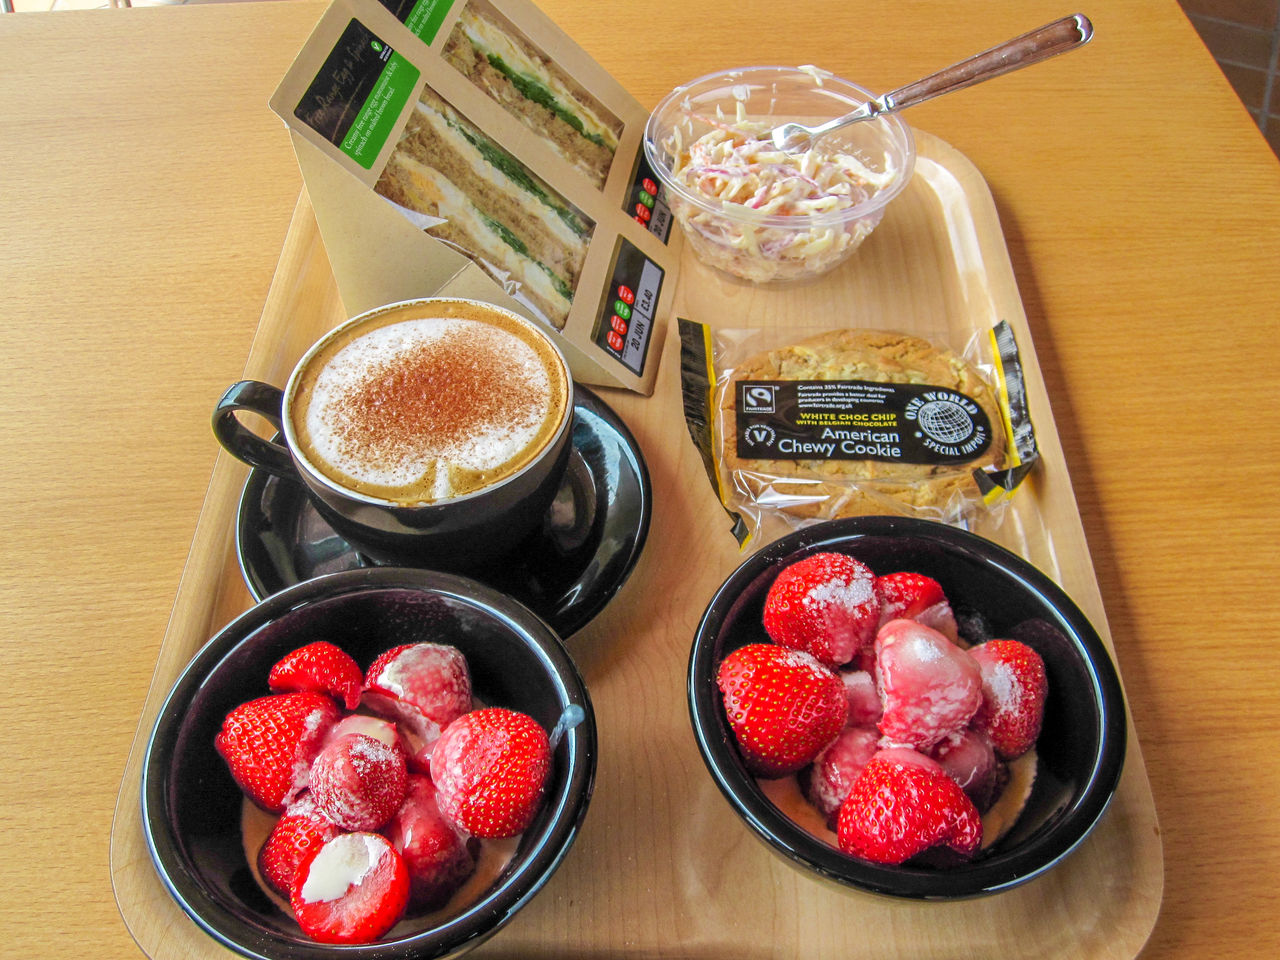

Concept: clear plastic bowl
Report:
left=644, top=66, right=915, bottom=284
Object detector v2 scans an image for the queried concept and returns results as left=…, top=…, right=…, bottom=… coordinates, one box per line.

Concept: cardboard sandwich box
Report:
left=270, top=0, right=684, bottom=393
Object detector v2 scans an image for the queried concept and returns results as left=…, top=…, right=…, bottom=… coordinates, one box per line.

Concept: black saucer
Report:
left=236, top=384, right=651, bottom=637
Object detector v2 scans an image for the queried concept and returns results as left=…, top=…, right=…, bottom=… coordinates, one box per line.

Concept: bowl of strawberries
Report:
left=142, top=566, right=595, bottom=959
left=688, top=516, right=1127, bottom=899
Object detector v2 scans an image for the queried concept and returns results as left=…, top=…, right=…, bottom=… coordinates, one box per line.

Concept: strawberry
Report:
left=805, top=724, right=880, bottom=828
left=931, top=728, right=1006, bottom=812
left=874, top=619, right=982, bottom=751
left=968, top=639, right=1048, bottom=760
left=258, top=792, right=343, bottom=897
left=290, top=832, right=410, bottom=944
left=383, top=774, right=477, bottom=909
left=874, top=571, right=960, bottom=644
left=850, top=646, right=878, bottom=675
left=839, top=668, right=883, bottom=726
left=407, top=741, right=436, bottom=776
left=762, top=552, right=879, bottom=668
left=215, top=692, right=341, bottom=813
left=716, top=643, right=848, bottom=777
left=310, top=732, right=409, bottom=832
left=431, top=707, right=551, bottom=839
left=268, top=641, right=363, bottom=710
left=362, top=643, right=472, bottom=750
left=837, top=748, right=982, bottom=865
left=323, top=714, right=412, bottom=768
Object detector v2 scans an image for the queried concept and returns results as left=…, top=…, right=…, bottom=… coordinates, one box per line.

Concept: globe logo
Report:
left=915, top=400, right=974, bottom=444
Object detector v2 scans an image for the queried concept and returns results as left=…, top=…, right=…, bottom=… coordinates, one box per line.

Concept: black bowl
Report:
left=688, top=516, right=1127, bottom=900
left=142, top=567, right=596, bottom=959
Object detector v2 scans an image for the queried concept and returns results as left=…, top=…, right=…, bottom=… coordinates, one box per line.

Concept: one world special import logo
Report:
left=904, top=390, right=989, bottom=457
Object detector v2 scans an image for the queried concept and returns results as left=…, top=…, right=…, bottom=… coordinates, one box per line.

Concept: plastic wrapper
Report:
left=271, top=0, right=680, bottom=393
left=680, top=319, right=1039, bottom=547
left=374, top=84, right=595, bottom=331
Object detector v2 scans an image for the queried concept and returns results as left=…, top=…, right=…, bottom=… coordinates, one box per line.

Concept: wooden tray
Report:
left=111, top=130, right=1163, bottom=958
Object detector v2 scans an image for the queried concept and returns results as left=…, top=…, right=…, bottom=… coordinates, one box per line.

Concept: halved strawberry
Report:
left=716, top=643, right=848, bottom=778
left=362, top=643, right=472, bottom=750
left=874, top=571, right=960, bottom=643
left=762, top=552, right=880, bottom=669
left=431, top=707, right=551, bottom=839
left=969, top=639, right=1048, bottom=760
left=268, top=641, right=363, bottom=710
left=258, top=792, right=343, bottom=897
left=310, top=732, right=409, bottom=832
left=215, top=692, right=341, bottom=813
left=837, top=748, right=982, bottom=865
left=383, top=774, right=477, bottom=909
left=290, top=832, right=410, bottom=944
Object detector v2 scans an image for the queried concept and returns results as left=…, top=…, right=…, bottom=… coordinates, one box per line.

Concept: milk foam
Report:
left=301, top=316, right=555, bottom=500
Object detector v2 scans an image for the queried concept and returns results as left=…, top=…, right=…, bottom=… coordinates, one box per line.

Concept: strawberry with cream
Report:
left=291, top=832, right=410, bottom=944
left=216, top=639, right=553, bottom=945
left=362, top=643, right=473, bottom=751
left=762, top=552, right=879, bottom=668
left=718, top=553, right=1050, bottom=867
left=874, top=619, right=983, bottom=751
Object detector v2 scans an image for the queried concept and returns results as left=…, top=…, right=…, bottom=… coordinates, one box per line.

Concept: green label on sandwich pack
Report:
left=294, top=20, right=420, bottom=170
left=735, top=380, right=994, bottom=464
left=376, top=0, right=455, bottom=44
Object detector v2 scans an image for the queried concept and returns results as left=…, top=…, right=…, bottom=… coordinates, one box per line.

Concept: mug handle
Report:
left=212, top=380, right=297, bottom=480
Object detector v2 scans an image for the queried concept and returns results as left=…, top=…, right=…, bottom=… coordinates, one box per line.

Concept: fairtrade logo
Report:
left=744, top=424, right=776, bottom=448
left=742, top=385, right=777, bottom=414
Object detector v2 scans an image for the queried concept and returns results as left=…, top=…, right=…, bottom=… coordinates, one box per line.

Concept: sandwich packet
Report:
left=679, top=319, right=1039, bottom=547
left=270, top=0, right=683, bottom=394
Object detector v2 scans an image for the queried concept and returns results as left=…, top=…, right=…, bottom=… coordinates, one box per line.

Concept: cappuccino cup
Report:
left=213, top=298, right=574, bottom=570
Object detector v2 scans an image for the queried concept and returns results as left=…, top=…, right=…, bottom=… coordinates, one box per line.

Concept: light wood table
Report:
left=1, top=1, right=1277, bottom=958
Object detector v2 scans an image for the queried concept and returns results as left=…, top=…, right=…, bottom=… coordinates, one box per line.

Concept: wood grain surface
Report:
left=1, top=1, right=1278, bottom=958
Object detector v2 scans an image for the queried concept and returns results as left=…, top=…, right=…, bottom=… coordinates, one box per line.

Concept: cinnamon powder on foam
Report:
left=314, top=321, right=552, bottom=494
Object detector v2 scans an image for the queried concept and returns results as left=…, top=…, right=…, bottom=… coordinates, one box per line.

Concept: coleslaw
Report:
left=646, top=68, right=914, bottom=284
left=665, top=102, right=899, bottom=281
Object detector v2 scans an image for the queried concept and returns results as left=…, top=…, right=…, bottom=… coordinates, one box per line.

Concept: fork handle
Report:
left=881, top=13, right=1093, bottom=113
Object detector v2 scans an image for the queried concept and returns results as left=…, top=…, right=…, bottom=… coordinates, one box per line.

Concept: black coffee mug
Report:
left=213, top=298, right=575, bottom=571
